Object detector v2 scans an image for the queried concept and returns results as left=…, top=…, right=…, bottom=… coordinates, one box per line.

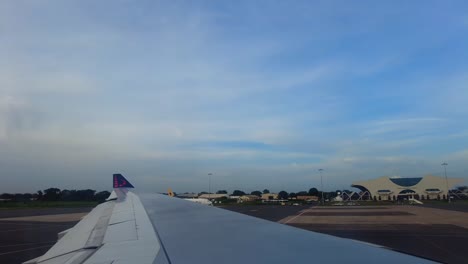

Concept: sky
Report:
left=1, top=0, right=468, bottom=194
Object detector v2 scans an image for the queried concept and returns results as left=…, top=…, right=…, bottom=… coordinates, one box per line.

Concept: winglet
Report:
left=112, top=174, right=134, bottom=201
left=113, top=174, right=134, bottom=188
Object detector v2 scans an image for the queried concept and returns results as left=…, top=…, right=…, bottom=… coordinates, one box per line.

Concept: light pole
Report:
left=319, top=169, right=324, bottom=205
left=441, top=163, right=449, bottom=203
left=208, top=173, right=212, bottom=200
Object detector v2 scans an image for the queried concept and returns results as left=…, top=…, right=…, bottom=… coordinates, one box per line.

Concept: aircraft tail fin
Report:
left=113, top=174, right=134, bottom=188
left=168, top=188, right=175, bottom=197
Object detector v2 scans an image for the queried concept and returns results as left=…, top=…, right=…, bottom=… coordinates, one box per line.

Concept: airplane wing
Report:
left=25, top=174, right=435, bottom=264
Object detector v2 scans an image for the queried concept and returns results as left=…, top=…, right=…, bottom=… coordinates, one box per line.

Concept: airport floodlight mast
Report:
left=441, top=163, right=449, bottom=203
left=319, top=169, right=324, bottom=205
left=208, top=173, right=212, bottom=200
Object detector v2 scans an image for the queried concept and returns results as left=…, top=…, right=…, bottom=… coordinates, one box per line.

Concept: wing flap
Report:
left=36, top=202, right=114, bottom=262
left=108, top=193, right=135, bottom=225
left=103, top=220, right=138, bottom=242
left=83, top=193, right=162, bottom=264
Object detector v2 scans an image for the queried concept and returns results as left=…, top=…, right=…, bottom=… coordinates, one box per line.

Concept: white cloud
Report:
left=363, top=117, right=445, bottom=136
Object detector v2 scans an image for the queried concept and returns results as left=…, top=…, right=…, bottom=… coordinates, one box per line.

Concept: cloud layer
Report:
left=1, top=0, right=468, bottom=193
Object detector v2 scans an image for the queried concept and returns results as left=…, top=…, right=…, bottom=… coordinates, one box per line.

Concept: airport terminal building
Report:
left=351, top=175, right=464, bottom=201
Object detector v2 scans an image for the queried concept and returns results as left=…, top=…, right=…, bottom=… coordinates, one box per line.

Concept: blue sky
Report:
left=1, top=0, right=468, bottom=193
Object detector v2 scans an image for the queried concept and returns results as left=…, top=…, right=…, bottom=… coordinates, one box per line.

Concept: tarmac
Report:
left=217, top=204, right=307, bottom=222
left=223, top=204, right=468, bottom=263
left=418, top=202, right=468, bottom=213
left=0, top=208, right=92, bottom=219
left=1, top=204, right=468, bottom=263
left=0, top=208, right=92, bottom=264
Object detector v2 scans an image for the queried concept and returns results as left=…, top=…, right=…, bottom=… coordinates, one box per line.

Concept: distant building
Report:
left=352, top=175, right=464, bottom=201
left=238, top=195, right=261, bottom=202
left=198, top=193, right=229, bottom=200
left=177, top=193, right=198, bottom=199
left=296, top=195, right=318, bottom=201
left=261, top=193, right=278, bottom=200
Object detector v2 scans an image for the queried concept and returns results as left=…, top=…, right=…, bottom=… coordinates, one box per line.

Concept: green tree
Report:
left=308, top=188, right=319, bottom=196
left=297, top=191, right=308, bottom=196
left=76, top=189, right=96, bottom=201
left=232, top=190, right=246, bottom=196
left=36, top=190, right=43, bottom=200
left=216, top=190, right=228, bottom=194
left=60, top=189, right=76, bottom=201
left=251, top=191, right=262, bottom=197
left=0, top=193, right=14, bottom=200
left=22, top=193, right=33, bottom=200
left=289, top=192, right=297, bottom=198
left=278, top=191, right=288, bottom=199
left=14, top=193, right=26, bottom=201
left=43, top=188, right=61, bottom=201
left=263, top=189, right=270, bottom=194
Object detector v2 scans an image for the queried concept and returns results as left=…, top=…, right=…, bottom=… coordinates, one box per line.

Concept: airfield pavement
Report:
left=1, top=204, right=468, bottom=263
left=223, top=204, right=468, bottom=263
left=0, top=208, right=91, bottom=264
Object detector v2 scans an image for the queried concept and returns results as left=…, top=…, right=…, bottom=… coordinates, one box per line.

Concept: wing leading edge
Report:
left=25, top=174, right=434, bottom=264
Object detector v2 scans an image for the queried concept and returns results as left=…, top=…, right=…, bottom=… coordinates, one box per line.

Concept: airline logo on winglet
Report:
left=113, top=174, right=134, bottom=188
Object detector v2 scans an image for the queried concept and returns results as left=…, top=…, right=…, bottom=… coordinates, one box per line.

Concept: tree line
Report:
left=0, top=188, right=111, bottom=203
left=207, top=188, right=343, bottom=200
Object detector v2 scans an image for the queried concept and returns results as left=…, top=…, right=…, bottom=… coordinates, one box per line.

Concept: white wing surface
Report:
left=25, top=174, right=434, bottom=264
